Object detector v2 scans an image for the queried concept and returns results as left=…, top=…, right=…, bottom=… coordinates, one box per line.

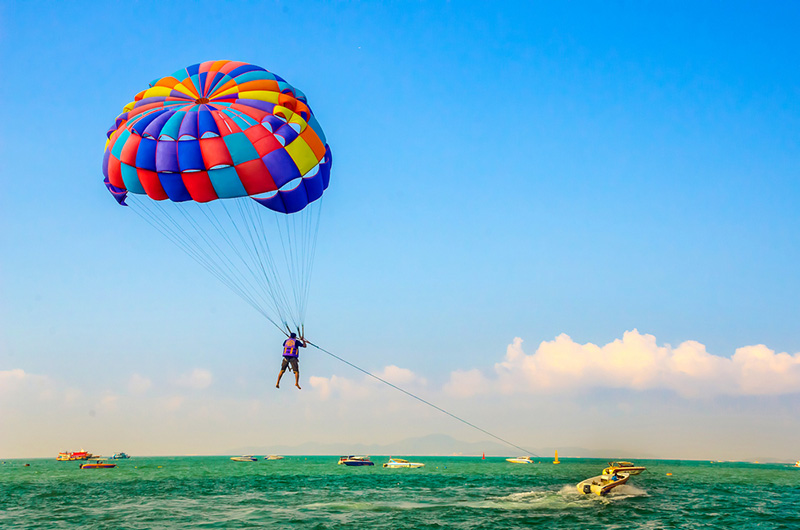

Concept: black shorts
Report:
left=281, top=356, right=299, bottom=372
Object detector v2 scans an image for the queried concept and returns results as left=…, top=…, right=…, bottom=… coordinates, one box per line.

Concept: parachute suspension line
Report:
left=307, top=342, right=541, bottom=458
left=178, top=200, right=282, bottom=323
left=250, top=198, right=302, bottom=332
left=126, top=196, right=286, bottom=335
left=268, top=201, right=323, bottom=334
left=219, top=199, right=295, bottom=330
left=243, top=200, right=295, bottom=335
left=131, top=197, right=262, bottom=311
left=130, top=197, right=280, bottom=330
left=300, top=200, right=323, bottom=325
left=290, top=200, right=322, bottom=330
left=164, top=201, right=279, bottom=320
left=171, top=203, right=264, bottom=299
left=273, top=207, right=300, bottom=327
left=235, top=199, right=291, bottom=328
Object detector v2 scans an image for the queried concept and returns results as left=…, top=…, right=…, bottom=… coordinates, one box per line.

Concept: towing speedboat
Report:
left=383, top=458, right=424, bottom=469
left=576, top=461, right=646, bottom=496
left=506, top=456, right=534, bottom=464
left=338, top=455, right=375, bottom=466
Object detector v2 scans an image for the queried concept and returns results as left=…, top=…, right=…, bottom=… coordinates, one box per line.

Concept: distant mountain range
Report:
left=227, top=433, right=657, bottom=459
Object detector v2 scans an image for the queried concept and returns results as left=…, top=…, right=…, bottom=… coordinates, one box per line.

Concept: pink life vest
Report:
left=283, top=338, right=299, bottom=357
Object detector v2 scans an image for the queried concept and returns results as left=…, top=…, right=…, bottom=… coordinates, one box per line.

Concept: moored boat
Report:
left=506, top=456, right=534, bottom=464
left=80, top=460, right=116, bottom=469
left=110, top=452, right=130, bottom=459
left=231, top=455, right=258, bottom=462
left=57, top=450, right=94, bottom=461
left=383, top=458, right=424, bottom=469
left=576, top=461, right=646, bottom=496
left=265, top=455, right=284, bottom=460
left=338, top=455, right=374, bottom=466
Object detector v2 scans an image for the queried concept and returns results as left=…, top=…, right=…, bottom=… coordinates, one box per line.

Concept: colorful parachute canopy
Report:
left=102, top=60, right=331, bottom=214
left=102, top=62, right=332, bottom=335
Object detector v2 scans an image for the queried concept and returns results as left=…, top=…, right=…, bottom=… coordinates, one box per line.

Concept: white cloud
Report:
left=309, top=365, right=426, bottom=400
left=98, top=393, right=120, bottom=412
left=128, top=373, right=152, bottom=394
left=176, top=368, right=213, bottom=390
left=309, top=374, right=370, bottom=400
left=64, top=387, right=82, bottom=404
left=446, top=330, right=800, bottom=398
left=0, top=369, right=53, bottom=400
left=444, top=369, right=489, bottom=397
left=163, top=395, right=185, bottom=411
left=376, top=365, right=427, bottom=386
left=733, top=345, right=800, bottom=395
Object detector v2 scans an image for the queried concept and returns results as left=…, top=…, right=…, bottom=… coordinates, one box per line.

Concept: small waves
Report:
left=3, top=457, right=798, bottom=529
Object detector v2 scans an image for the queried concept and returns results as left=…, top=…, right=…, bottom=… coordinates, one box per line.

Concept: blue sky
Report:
left=1, top=1, right=799, bottom=459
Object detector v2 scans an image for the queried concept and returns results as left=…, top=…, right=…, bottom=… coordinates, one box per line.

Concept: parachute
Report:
left=102, top=60, right=332, bottom=335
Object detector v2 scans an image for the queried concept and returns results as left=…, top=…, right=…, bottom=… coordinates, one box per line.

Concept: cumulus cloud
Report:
left=309, top=374, right=371, bottom=400
left=97, top=393, right=120, bottom=412
left=309, top=365, right=426, bottom=400
left=163, top=395, right=185, bottom=411
left=128, top=373, right=152, bottom=394
left=0, top=369, right=53, bottom=400
left=377, top=365, right=427, bottom=386
left=445, top=330, right=800, bottom=398
left=444, top=369, right=489, bottom=397
left=176, top=368, right=213, bottom=390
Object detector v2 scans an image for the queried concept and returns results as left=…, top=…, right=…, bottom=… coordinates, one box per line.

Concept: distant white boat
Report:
left=383, top=458, right=424, bottom=469
left=265, top=455, right=284, bottom=460
left=231, top=455, right=257, bottom=462
left=338, top=455, right=374, bottom=466
left=506, top=456, right=534, bottom=464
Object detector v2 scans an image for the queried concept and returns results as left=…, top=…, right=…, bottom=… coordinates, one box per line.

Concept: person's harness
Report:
left=283, top=339, right=300, bottom=358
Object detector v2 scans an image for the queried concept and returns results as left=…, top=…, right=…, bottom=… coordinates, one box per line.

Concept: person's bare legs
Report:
left=276, top=369, right=286, bottom=388
left=294, top=370, right=301, bottom=390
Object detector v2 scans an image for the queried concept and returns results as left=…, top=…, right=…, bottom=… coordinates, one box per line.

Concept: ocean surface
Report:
left=2, top=456, right=798, bottom=529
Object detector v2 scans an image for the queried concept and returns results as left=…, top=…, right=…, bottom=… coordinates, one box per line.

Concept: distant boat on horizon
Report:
left=338, top=456, right=374, bottom=466
left=57, top=450, right=94, bottom=461
left=383, top=458, right=424, bottom=469
left=231, top=455, right=257, bottom=462
left=80, top=460, right=116, bottom=469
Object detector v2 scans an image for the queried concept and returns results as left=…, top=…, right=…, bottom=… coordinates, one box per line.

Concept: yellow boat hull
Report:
left=576, top=473, right=630, bottom=496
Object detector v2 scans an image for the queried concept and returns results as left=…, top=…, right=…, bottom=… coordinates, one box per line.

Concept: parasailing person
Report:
left=276, top=332, right=307, bottom=390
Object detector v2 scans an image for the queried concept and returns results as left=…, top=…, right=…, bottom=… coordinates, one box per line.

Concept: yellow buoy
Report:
left=666, top=472, right=672, bottom=476
left=553, top=450, right=560, bottom=464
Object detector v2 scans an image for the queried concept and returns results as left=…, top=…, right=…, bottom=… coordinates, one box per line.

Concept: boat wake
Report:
left=488, top=487, right=589, bottom=510
left=605, top=484, right=648, bottom=500
left=501, top=484, right=649, bottom=506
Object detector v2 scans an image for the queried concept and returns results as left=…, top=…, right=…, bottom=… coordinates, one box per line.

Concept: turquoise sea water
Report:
left=2, top=456, right=798, bottom=529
